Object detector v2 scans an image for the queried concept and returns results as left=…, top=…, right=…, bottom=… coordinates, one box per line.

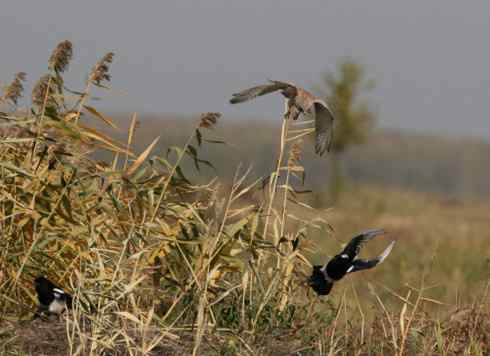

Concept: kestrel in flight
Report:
left=229, top=80, right=335, bottom=155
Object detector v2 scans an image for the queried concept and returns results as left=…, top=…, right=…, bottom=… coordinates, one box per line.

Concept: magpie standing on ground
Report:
left=309, top=229, right=396, bottom=296
left=34, top=277, right=73, bottom=315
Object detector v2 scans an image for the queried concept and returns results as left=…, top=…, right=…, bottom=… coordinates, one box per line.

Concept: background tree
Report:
left=316, top=58, right=377, bottom=203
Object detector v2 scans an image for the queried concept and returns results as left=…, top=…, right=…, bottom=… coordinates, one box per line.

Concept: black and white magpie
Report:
left=308, top=229, right=396, bottom=296
left=34, top=277, right=73, bottom=315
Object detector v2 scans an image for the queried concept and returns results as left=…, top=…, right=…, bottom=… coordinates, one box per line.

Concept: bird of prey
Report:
left=308, top=229, right=396, bottom=296
left=229, top=80, right=335, bottom=156
left=34, top=277, right=73, bottom=315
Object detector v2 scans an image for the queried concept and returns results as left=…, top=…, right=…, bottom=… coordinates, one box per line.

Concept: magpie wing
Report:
left=341, top=229, right=385, bottom=260
left=348, top=240, right=396, bottom=273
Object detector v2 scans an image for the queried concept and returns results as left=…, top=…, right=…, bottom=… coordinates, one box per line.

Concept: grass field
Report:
left=2, top=182, right=490, bottom=355
left=1, top=41, right=489, bottom=355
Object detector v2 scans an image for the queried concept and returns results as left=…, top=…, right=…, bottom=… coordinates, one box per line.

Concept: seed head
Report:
left=48, top=40, right=73, bottom=74
left=199, top=112, right=221, bottom=129
left=1, top=72, right=26, bottom=105
left=90, top=52, right=114, bottom=86
left=32, top=74, right=57, bottom=108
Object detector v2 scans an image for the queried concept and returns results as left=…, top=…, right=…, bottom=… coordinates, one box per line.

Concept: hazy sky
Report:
left=1, top=1, right=490, bottom=138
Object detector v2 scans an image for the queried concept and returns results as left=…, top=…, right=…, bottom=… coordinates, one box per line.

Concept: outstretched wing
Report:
left=348, top=240, right=396, bottom=273
left=312, top=100, right=335, bottom=156
left=341, top=229, right=385, bottom=260
left=229, top=80, right=293, bottom=104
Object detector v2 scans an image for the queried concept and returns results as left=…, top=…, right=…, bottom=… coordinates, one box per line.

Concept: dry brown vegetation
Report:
left=92, top=115, right=490, bottom=201
left=1, top=41, right=489, bottom=355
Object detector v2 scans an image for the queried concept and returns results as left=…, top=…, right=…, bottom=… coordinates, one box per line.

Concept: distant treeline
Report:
left=93, top=114, right=490, bottom=200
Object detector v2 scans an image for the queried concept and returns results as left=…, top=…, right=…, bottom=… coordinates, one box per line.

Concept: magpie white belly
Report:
left=49, top=299, right=66, bottom=314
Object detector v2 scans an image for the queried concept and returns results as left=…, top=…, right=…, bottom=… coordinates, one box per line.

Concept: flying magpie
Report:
left=308, top=229, right=396, bottom=296
left=34, top=277, right=73, bottom=315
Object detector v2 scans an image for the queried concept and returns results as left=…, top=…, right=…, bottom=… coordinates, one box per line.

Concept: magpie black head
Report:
left=34, top=276, right=72, bottom=315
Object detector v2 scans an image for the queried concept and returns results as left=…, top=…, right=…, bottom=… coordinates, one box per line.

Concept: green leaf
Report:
left=204, top=139, right=226, bottom=144
left=186, top=144, right=200, bottom=171
left=175, top=166, right=191, bottom=185
left=195, top=128, right=202, bottom=146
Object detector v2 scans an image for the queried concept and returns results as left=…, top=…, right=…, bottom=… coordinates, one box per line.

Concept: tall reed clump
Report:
left=0, top=41, right=332, bottom=355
